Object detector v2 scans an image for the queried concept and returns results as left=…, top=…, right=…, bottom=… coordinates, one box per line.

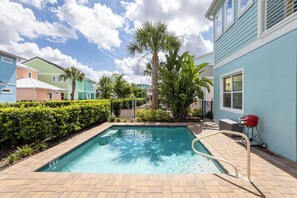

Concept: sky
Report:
left=0, top=0, right=214, bottom=84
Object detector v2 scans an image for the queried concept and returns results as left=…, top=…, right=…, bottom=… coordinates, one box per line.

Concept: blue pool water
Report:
left=38, top=126, right=225, bottom=174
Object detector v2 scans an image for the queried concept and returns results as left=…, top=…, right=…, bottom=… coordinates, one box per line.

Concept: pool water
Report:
left=38, top=126, right=225, bottom=174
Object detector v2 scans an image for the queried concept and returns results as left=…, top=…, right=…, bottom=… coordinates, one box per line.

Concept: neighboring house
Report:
left=190, top=52, right=214, bottom=113
left=16, top=63, right=62, bottom=101
left=206, top=0, right=297, bottom=161
left=0, top=50, right=25, bottom=103
left=137, top=84, right=152, bottom=102
left=136, top=84, right=151, bottom=90
left=23, top=57, right=96, bottom=100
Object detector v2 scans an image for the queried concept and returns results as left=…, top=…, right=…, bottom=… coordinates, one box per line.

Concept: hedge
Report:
left=0, top=101, right=110, bottom=147
left=0, top=99, right=110, bottom=108
left=137, top=109, right=172, bottom=122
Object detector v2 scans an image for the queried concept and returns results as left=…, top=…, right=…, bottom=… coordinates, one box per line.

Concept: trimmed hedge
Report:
left=137, top=109, right=172, bottom=122
left=0, top=99, right=110, bottom=108
left=0, top=101, right=110, bottom=146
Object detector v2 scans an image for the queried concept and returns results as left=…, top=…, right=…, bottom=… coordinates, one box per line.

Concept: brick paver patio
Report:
left=1, top=122, right=297, bottom=197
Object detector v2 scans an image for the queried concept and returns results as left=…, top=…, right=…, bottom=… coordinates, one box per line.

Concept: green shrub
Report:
left=34, top=142, right=48, bottom=151
left=115, top=118, right=121, bottom=122
left=109, top=116, right=116, bottom=122
left=0, top=100, right=110, bottom=146
left=16, top=145, right=34, bottom=158
left=7, top=153, right=20, bottom=164
left=190, top=108, right=203, bottom=117
left=111, top=100, right=122, bottom=117
left=137, top=109, right=172, bottom=122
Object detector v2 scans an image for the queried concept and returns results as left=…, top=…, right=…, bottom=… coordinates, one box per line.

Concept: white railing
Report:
left=265, top=0, right=297, bottom=30
left=191, top=130, right=251, bottom=182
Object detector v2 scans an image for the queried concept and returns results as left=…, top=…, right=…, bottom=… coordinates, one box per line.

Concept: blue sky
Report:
left=0, top=0, right=213, bottom=84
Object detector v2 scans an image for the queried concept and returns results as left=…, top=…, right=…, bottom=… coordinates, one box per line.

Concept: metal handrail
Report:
left=191, top=130, right=251, bottom=182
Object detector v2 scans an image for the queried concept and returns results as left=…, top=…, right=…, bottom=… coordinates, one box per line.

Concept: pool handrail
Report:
left=191, top=130, right=251, bottom=182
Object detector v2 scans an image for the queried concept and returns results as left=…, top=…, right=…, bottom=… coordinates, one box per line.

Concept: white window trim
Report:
left=1, top=57, right=13, bottom=64
left=220, top=68, right=244, bottom=114
left=224, top=0, right=235, bottom=32
left=215, top=7, right=223, bottom=40
left=238, top=0, right=253, bottom=18
left=1, top=88, right=13, bottom=94
left=52, top=76, right=56, bottom=83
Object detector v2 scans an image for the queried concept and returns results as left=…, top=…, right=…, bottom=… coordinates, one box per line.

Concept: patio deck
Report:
left=1, top=122, right=297, bottom=197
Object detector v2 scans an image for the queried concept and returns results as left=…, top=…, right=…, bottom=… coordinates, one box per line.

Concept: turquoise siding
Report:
left=214, top=0, right=258, bottom=63
left=0, top=54, right=16, bottom=103
left=213, top=29, right=297, bottom=161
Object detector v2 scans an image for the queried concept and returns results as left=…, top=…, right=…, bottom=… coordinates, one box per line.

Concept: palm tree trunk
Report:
left=151, top=52, right=159, bottom=109
left=71, top=80, right=76, bottom=100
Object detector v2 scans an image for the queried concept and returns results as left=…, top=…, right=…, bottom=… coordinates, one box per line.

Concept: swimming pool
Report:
left=38, top=126, right=225, bottom=174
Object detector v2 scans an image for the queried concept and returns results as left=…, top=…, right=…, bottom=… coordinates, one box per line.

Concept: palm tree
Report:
left=97, top=76, right=112, bottom=99
left=128, top=21, right=181, bottom=109
left=60, top=66, right=85, bottom=100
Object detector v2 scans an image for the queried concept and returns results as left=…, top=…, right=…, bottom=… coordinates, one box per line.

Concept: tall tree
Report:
left=128, top=21, right=181, bottom=109
left=60, top=66, right=85, bottom=100
left=159, top=49, right=213, bottom=120
left=97, top=76, right=112, bottom=99
left=112, top=74, right=131, bottom=98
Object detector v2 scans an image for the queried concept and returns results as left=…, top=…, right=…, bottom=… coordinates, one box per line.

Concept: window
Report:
left=28, top=72, right=32, bottom=78
left=225, top=0, right=234, bottom=30
left=215, top=8, right=223, bottom=39
left=1, top=88, right=12, bottom=94
left=55, top=91, right=59, bottom=95
left=239, top=0, right=253, bottom=16
left=221, top=71, right=243, bottom=113
left=1, top=57, right=13, bottom=64
left=52, top=76, right=56, bottom=82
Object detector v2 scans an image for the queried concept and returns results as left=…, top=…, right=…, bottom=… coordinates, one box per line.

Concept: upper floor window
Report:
left=28, top=72, right=32, bottom=78
left=225, top=0, right=234, bottom=30
left=215, top=8, right=223, bottom=39
left=239, top=0, right=253, bottom=16
left=52, top=76, right=56, bottom=82
left=1, top=57, right=13, bottom=64
left=265, top=0, right=297, bottom=30
left=221, top=70, right=243, bottom=113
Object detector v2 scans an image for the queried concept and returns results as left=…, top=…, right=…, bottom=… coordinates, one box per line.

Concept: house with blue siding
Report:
left=206, top=0, right=297, bottom=161
left=0, top=50, right=25, bottom=103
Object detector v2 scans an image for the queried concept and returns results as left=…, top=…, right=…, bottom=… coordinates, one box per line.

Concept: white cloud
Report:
left=114, top=56, right=151, bottom=84
left=1, top=41, right=119, bottom=82
left=17, top=0, right=57, bottom=9
left=122, top=0, right=213, bottom=55
left=0, top=0, right=77, bottom=44
left=56, top=0, right=124, bottom=51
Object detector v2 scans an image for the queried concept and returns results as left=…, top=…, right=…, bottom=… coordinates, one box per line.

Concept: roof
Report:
left=23, top=57, right=97, bottom=84
left=23, top=56, right=65, bottom=72
left=0, top=50, right=26, bottom=60
left=205, top=0, right=223, bottom=20
left=17, top=78, right=63, bottom=90
left=17, top=63, right=38, bottom=72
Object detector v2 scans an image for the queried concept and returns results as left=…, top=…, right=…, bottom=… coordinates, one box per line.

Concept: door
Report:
left=49, top=92, right=53, bottom=100
left=61, top=93, right=64, bottom=100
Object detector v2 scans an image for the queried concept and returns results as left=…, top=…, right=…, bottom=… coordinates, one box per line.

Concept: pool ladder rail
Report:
left=191, top=130, right=251, bottom=182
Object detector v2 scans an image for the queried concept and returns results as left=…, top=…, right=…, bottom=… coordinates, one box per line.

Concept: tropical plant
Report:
left=131, top=83, right=147, bottom=98
left=97, top=76, right=112, bottom=99
left=60, top=66, right=85, bottom=100
left=128, top=21, right=181, bottom=109
left=112, top=74, right=131, bottom=98
left=159, top=49, right=213, bottom=120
